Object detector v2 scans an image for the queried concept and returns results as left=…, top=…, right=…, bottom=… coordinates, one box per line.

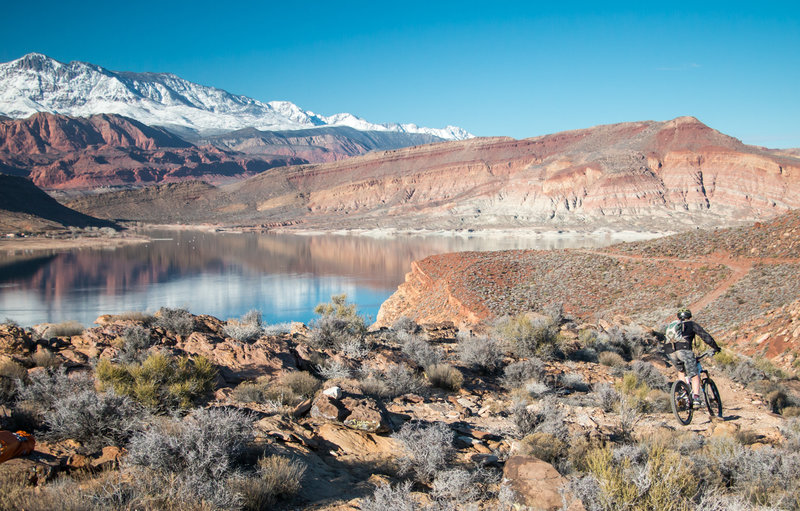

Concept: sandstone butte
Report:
left=64, top=115, right=800, bottom=232
left=377, top=208, right=800, bottom=372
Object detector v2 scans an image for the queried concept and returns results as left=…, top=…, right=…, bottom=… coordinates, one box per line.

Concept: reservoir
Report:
left=0, top=229, right=652, bottom=328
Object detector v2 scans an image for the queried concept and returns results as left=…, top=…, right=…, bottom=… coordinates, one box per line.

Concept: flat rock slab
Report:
left=503, top=455, right=585, bottom=511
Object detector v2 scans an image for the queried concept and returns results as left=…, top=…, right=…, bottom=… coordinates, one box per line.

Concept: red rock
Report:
left=503, top=455, right=585, bottom=511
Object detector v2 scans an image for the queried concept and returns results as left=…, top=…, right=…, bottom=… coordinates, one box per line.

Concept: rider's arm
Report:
left=693, top=322, right=721, bottom=352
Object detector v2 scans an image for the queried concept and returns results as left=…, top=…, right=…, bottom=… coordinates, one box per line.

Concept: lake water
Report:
left=0, top=229, right=651, bottom=328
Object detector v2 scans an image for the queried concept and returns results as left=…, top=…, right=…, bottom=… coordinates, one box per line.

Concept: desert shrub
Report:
left=317, top=359, right=352, bottom=380
left=753, top=357, right=788, bottom=379
left=780, top=417, right=800, bottom=449
left=0, top=471, right=90, bottom=511
left=118, top=325, right=154, bottom=363
left=393, top=421, right=455, bottom=483
left=280, top=371, right=320, bottom=398
left=42, top=320, right=84, bottom=338
left=154, top=307, right=194, bottom=336
left=457, top=334, right=504, bottom=373
left=606, top=325, right=647, bottom=360
left=126, top=407, right=254, bottom=509
left=96, top=352, right=216, bottom=411
left=236, top=454, right=306, bottom=510
left=511, top=396, right=567, bottom=440
left=598, top=351, right=626, bottom=367
left=525, top=380, right=551, bottom=398
left=630, top=360, right=668, bottom=391
left=591, top=383, right=620, bottom=413
left=15, top=367, right=94, bottom=419
left=392, top=316, right=421, bottom=335
left=262, top=322, right=292, bottom=336
left=430, top=466, right=499, bottom=505
left=617, top=397, right=643, bottom=443
left=0, top=361, right=26, bottom=403
left=495, top=314, right=561, bottom=359
left=615, top=372, right=651, bottom=412
left=2, top=317, right=20, bottom=327
left=502, top=358, right=546, bottom=389
left=43, top=388, right=147, bottom=451
left=559, top=372, right=589, bottom=392
left=712, top=348, right=739, bottom=367
left=399, top=331, right=443, bottom=369
left=781, top=406, right=800, bottom=418
left=31, top=348, right=59, bottom=368
left=231, top=377, right=304, bottom=408
left=646, top=389, right=672, bottom=413
left=727, top=358, right=766, bottom=384
left=518, top=432, right=567, bottom=464
left=360, top=481, right=419, bottom=511
left=584, top=443, right=696, bottom=511
left=693, top=437, right=800, bottom=508
left=223, top=322, right=262, bottom=343
left=223, top=310, right=263, bottom=343
left=425, top=364, right=463, bottom=391
left=308, top=315, right=368, bottom=354
left=112, top=310, right=155, bottom=323
left=360, top=363, right=424, bottom=399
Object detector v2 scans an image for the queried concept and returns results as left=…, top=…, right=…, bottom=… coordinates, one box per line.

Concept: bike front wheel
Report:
left=703, top=378, right=723, bottom=418
left=671, top=380, right=694, bottom=425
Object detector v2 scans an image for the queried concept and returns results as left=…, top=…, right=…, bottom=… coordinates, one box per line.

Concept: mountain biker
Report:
left=664, top=308, right=721, bottom=407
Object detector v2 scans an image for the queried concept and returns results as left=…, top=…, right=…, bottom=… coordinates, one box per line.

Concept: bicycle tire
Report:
left=671, top=380, right=694, bottom=425
left=703, top=378, right=723, bottom=418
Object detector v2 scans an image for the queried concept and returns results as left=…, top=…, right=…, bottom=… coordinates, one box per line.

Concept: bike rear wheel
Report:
left=703, top=378, right=723, bottom=418
left=671, top=380, right=694, bottom=425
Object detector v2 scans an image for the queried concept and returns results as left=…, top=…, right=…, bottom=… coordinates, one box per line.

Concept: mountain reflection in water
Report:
left=0, top=229, right=644, bottom=327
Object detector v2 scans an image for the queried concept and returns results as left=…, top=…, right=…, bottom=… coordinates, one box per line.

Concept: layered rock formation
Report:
left=69, top=117, right=800, bottom=231
left=0, top=112, right=302, bottom=188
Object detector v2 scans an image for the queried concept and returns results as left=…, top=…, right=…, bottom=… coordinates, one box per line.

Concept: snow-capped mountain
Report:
left=0, top=53, right=473, bottom=140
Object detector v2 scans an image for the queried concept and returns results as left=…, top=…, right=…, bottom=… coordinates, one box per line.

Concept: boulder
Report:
left=0, top=325, right=34, bottom=355
left=341, top=397, right=389, bottom=433
left=311, top=394, right=347, bottom=421
left=503, top=455, right=585, bottom=511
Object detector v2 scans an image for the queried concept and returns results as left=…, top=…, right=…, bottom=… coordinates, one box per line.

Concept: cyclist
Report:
left=664, top=308, right=721, bottom=407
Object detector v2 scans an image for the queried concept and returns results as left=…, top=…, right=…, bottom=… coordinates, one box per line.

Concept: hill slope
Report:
left=69, top=117, right=800, bottom=230
left=0, top=174, right=116, bottom=230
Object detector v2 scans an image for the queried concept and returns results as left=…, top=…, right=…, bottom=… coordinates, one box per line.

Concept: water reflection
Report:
left=0, top=229, right=651, bottom=327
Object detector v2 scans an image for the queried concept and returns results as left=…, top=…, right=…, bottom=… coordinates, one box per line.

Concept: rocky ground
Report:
left=1, top=303, right=798, bottom=510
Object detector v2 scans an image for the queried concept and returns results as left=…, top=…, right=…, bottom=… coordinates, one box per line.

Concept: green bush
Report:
left=96, top=352, right=216, bottom=411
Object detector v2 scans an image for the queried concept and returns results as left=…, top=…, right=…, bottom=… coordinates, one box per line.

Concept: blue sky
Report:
left=2, top=1, right=799, bottom=147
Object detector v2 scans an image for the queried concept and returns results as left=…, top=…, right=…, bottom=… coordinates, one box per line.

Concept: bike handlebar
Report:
left=696, top=350, right=717, bottom=361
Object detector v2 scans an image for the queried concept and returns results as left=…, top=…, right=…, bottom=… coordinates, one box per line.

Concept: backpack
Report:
left=665, top=320, right=684, bottom=342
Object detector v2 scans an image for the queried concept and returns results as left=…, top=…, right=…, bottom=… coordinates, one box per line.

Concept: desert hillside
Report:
left=0, top=174, right=116, bottom=231
left=67, top=116, right=800, bottom=231
left=378, top=209, right=800, bottom=371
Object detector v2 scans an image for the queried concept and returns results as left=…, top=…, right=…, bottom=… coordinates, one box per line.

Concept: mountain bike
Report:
left=670, top=351, right=723, bottom=425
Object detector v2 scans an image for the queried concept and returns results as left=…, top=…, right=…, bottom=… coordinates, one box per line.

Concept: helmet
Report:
left=677, top=308, right=692, bottom=320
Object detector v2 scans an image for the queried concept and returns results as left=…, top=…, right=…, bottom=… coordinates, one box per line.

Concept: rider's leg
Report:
left=690, top=374, right=701, bottom=396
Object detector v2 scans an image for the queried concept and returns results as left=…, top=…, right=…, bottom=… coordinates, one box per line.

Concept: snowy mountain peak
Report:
left=0, top=53, right=473, bottom=140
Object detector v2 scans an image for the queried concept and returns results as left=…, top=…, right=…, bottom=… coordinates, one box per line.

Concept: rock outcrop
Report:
left=69, top=116, right=800, bottom=231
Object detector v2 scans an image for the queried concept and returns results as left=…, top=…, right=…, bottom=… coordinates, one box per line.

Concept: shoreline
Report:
left=0, top=233, right=150, bottom=252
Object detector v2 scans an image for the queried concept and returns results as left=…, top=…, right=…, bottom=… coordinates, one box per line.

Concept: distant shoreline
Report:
left=0, top=233, right=150, bottom=252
